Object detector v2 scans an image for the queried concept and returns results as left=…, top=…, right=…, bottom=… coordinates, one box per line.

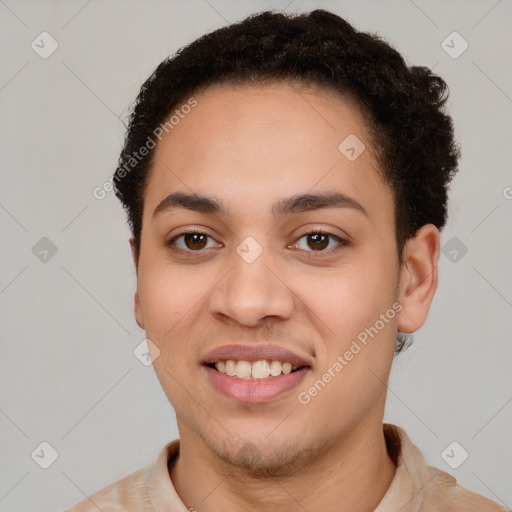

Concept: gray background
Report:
left=1, top=0, right=511, bottom=510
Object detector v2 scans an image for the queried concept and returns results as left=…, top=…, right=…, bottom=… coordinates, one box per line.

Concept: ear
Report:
left=129, top=237, right=144, bottom=330
left=397, top=224, right=440, bottom=333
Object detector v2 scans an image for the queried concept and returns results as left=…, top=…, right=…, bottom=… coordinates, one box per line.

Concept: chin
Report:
left=200, top=431, right=326, bottom=478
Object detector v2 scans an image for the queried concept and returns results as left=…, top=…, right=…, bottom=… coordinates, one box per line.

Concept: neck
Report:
left=169, top=418, right=397, bottom=512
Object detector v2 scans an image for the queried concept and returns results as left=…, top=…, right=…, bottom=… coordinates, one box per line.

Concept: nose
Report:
left=208, top=246, right=295, bottom=327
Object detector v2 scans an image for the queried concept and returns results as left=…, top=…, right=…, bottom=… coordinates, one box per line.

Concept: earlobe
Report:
left=129, top=237, right=145, bottom=330
left=134, top=289, right=145, bottom=330
left=397, top=224, right=440, bottom=334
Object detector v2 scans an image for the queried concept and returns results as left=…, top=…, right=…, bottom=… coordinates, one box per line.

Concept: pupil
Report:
left=185, top=233, right=207, bottom=250
left=309, top=233, right=328, bottom=251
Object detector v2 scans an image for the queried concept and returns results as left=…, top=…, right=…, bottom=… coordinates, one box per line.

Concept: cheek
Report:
left=140, top=278, right=182, bottom=332
left=136, top=258, right=224, bottom=382
left=138, top=265, right=200, bottom=395
left=305, top=260, right=396, bottom=337
left=136, top=257, right=199, bottom=340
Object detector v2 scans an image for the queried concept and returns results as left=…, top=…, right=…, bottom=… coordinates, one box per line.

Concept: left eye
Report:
left=293, top=231, right=346, bottom=252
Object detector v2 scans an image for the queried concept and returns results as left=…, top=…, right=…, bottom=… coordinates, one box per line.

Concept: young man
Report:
left=66, top=9, right=506, bottom=512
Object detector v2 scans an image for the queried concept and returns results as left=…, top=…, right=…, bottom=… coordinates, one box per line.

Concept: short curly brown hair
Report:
left=113, top=9, right=461, bottom=353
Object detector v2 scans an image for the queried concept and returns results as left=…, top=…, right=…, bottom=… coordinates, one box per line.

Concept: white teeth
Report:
left=214, top=359, right=300, bottom=379
left=251, top=360, right=270, bottom=379
left=225, top=360, right=236, bottom=376
left=235, top=360, right=252, bottom=378
left=269, top=360, right=282, bottom=376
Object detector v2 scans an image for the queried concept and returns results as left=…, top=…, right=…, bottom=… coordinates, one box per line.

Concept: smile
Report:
left=202, top=343, right=312, bottom=403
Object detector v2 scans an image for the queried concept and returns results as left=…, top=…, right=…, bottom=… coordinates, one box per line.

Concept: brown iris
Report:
left=307, top=233, right=329, bottom=251
left=184, top=233, right=208, bottom=250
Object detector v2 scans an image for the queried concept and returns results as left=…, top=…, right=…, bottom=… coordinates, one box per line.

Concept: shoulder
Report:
left=384, top=424, right=507, bottom=512
left=420, top=465, right=508, bottom=511
left=64, top=466, right=151, bottom=512
left=63, top=440, right=180, bottom=512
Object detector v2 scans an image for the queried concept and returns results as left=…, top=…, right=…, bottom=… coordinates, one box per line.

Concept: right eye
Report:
left=165, top=229, right=222, bottom=253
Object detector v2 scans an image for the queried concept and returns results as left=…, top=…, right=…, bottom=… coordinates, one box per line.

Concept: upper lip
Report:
left=202, top=343, right=312, bottom=368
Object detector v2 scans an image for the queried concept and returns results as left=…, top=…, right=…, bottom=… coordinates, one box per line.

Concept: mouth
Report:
left=202, top=344, right=312, bottom=403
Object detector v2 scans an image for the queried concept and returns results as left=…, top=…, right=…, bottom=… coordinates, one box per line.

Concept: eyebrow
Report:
left=152, top=190, right=369, bottom=221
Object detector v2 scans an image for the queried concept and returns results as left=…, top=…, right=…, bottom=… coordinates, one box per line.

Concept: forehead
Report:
left=144, top=80, right=392, bottom=224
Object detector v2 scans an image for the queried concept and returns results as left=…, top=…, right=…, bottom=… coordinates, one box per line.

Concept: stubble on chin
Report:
left=196, top=429, right=334, bottom=479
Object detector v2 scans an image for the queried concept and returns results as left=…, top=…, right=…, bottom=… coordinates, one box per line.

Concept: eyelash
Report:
left=165, top=228, right=348, bottom=258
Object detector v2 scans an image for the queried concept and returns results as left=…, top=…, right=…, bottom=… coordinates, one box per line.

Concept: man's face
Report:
left=134, top=81, right=403, bottom=472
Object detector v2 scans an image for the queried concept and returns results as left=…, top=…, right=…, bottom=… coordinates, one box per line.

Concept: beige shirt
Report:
left=65, top=423, right=507, bottom=511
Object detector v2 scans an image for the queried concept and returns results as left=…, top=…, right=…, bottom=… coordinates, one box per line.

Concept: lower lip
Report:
left=204, top=366, right=309, bottom=404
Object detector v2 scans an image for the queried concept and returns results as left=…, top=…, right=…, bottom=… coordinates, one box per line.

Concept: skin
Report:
left=130, top=81, right=440, bottom=512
